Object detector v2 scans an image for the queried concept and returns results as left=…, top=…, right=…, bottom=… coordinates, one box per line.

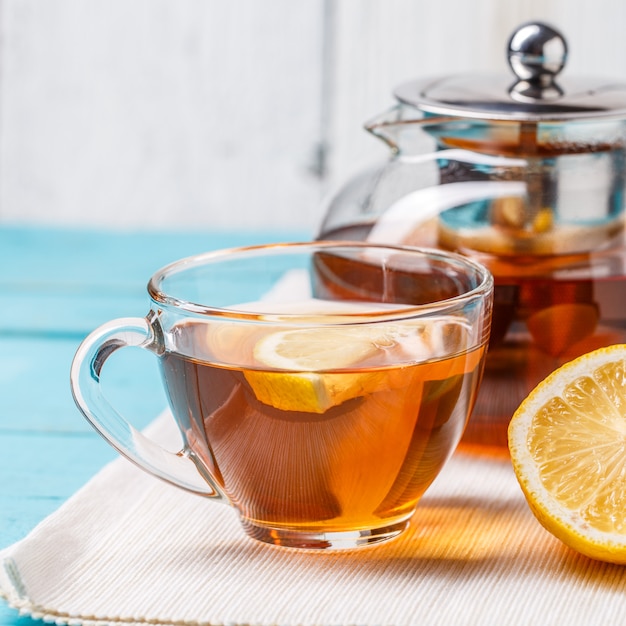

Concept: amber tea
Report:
left=160, top=311, right=486, bottom=540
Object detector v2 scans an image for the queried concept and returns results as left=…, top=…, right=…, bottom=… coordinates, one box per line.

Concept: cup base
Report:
left=240, top=518, right=410, bottom=550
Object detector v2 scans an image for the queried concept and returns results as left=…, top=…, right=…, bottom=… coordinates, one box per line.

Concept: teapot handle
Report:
left=70, top=316, right=227, bottom=500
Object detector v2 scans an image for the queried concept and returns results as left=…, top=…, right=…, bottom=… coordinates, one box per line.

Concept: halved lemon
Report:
left=508, top=344, right=626, bottom=563
left=245, top=325, right=426, bottom=414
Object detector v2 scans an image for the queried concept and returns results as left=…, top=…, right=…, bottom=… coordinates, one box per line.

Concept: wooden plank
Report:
left=0, top=226, right=308, bottom=333
left=0, top=0, right=326, bottom=233
left=0, top=226, right=307, bottom=285
left=0, top=432, right=117, bottom=502
left=0, top=335, right=166, bottom=434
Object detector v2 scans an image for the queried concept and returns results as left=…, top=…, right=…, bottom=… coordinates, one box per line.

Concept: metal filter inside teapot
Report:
left=319, top=22, right=626, bottom=450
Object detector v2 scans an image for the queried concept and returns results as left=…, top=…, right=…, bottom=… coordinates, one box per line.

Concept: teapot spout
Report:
left=365, top=104, right=449, bottom=154
left=364, top=105, right=412, bottom=153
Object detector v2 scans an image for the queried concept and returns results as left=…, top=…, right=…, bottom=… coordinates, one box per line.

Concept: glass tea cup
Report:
left=70, top=242, right=493, bottom=549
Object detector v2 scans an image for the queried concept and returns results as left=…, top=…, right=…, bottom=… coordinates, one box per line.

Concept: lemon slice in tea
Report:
left=508, top=344, right=626, bottom=563
left=246, top=324, right=427, bottom=414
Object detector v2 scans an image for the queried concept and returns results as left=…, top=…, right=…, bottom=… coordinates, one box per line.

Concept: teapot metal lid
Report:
left=394, top=22, right=626, bottom=122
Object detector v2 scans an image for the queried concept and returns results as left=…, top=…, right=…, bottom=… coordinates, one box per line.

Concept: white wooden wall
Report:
left=1, top=0, right=626, bottom=234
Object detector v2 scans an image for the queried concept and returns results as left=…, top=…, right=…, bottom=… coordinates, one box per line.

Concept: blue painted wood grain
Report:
left=0, top=225, right=308, bottom=625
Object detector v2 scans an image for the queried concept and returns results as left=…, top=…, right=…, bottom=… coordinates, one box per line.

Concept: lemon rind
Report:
left=508, top=344, right=626, bottom=563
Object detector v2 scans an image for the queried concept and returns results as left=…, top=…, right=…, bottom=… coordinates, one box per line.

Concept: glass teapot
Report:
left=318, top=22, right=626, bottom=450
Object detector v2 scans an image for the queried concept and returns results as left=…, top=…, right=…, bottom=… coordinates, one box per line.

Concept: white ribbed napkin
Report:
left=2, top=411, right=626, bottom=626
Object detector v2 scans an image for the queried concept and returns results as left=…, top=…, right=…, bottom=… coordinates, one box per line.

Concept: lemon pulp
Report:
left=245, top=323, right=437, bottom=414
left=508, top=345, right=626, bottom=563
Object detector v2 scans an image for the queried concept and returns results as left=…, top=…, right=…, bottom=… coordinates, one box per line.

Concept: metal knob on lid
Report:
left=507, top=22, right=567, bottom=83
left=507, top=22, right=568, bottom=101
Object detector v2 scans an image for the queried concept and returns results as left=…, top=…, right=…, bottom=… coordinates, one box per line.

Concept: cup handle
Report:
left=70, top=316, right=226, bottom=500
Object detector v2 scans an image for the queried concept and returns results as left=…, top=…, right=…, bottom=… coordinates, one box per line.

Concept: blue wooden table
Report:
left=0, top=225, right=307, bottom=625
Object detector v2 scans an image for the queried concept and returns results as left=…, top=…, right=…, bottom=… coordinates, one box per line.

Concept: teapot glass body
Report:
left=319, top=105, right=626, bottom=449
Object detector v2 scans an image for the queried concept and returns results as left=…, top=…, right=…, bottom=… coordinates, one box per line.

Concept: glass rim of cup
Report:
left=146, top=240, right=494, bottom=321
